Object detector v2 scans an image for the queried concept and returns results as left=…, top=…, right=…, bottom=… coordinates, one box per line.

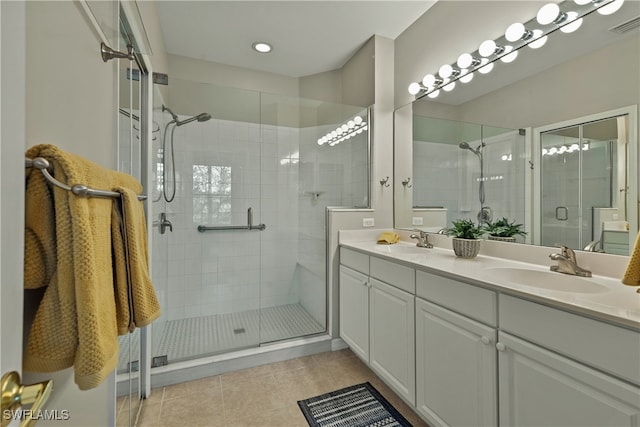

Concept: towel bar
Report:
left=25, top=157, right=146, bottom=201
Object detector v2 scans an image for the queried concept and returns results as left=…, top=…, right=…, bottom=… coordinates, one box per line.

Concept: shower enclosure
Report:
left=143, top=79, right=370, bottom=367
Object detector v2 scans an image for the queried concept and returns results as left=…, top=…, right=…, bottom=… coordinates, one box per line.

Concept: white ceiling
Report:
left=156, top=1, right=436, bottom=77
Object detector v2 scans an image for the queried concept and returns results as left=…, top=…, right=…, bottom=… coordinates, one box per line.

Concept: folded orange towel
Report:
left=621, top=231, right=640, bottom=293
left=377, top=231, right=400, bottom=245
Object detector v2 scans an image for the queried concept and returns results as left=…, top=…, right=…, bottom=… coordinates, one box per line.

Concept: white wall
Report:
left=22, top=1, right=118, bottom=425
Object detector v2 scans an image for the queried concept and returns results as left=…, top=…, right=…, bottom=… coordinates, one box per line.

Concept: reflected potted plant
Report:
left=484, top=217, right=527, bottom=243
left=445, top=218, right=484, bottom=258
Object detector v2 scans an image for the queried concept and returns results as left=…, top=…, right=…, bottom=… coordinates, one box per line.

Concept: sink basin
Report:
left=374, top=244, right=429, bottom=254
left=485, top=267, right=610, bottom=294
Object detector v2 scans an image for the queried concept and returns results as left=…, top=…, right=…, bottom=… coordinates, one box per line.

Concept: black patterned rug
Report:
left=297, top=382, right=413, bottom=427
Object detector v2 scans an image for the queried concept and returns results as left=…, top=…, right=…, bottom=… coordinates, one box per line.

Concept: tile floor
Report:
left=116, top=349, right=429, bottom=427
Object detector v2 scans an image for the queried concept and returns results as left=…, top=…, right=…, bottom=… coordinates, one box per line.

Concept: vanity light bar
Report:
left=542, top=143, right=590, bottom=156
left=408, top=0, right=624, bottom=99
left=317, top=115, right=368, bottom=146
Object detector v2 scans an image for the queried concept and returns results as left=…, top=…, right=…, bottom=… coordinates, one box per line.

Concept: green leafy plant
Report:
left=484, top=217, right=527, bottom=238
left=445, top=218, right=485, bottom=240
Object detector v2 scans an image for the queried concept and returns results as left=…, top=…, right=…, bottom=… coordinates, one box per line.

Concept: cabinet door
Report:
left=339, top=266, right=370, bottom=362
left=416, top=298, right=497, bottom=427
left=498, top=332, right=640, bottom=427
left=369, top=278, right=415, bottom=405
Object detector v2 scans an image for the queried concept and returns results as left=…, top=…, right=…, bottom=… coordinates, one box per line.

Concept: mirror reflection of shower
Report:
left=158, top=105, right=212, bottom=202
left=459, top=141, right=491, bottom=223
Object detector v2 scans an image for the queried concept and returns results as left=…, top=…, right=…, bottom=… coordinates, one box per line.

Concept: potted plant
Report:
left=445, top=218, right=484, bottom=258
left=484, top=217, right=527, bottom=243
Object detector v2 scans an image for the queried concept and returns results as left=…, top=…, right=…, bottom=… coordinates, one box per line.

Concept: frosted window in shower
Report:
left=192, top=164, right=232, bottom=224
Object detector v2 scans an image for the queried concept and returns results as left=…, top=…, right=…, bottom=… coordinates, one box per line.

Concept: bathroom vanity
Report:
left=339, top=232, right=640, bottom=427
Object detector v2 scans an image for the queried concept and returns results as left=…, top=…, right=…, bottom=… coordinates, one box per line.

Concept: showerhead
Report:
left=176, top=112, right=212, bottom=126
left=459, top=142, right=483, bottom=156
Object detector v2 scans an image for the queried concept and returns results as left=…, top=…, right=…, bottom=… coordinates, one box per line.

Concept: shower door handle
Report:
left=555, top=206, right=569, bottom=221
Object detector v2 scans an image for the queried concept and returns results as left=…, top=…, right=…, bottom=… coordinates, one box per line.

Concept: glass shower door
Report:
left=541, top=126, right=581, bottom=249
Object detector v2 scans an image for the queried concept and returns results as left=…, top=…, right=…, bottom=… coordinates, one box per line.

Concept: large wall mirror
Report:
left=394, top=0, right=639, bottom=255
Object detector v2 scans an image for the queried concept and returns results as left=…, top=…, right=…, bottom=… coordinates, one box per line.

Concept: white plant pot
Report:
left=452, top=237, right=481, bottom=258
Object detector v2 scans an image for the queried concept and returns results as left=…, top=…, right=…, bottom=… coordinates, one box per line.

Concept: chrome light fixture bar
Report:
left=317, top=115, right=368, bottom=146
left=408, top=0, right=624, bottom=99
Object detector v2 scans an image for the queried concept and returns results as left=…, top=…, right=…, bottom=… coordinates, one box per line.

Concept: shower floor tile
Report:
left=118, top=303, right=324, bottom=372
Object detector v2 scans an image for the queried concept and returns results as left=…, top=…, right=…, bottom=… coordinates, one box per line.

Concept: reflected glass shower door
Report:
left=540, top=116, right=620, bottom=251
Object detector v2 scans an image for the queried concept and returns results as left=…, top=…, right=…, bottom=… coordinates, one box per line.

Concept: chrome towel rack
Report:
left=26, top=157, right=146, bottom=201
left=198, top=207, right=266, bottom=232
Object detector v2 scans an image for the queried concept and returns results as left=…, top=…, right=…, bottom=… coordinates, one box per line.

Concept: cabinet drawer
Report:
left=416, top=270, right=497, bottom=326
left=370, top=256, right=415, bottom=294
left=500, top=294, right=640, bottom=385
left=340, top=247, right=369, bottom=275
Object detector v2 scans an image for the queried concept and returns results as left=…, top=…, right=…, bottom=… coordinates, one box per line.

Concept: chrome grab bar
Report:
left=198, top=207, right=266, bottom=232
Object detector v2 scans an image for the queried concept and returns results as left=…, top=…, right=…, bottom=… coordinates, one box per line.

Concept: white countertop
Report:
left=339, top=230, right=640, bottom=330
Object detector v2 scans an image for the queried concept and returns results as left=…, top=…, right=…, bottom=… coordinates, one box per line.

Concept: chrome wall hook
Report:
left=402, top=177, right=412, bottom=188
left=101, top=42, right=134, bottom=62
left=379, top=176, right=390, bottom=187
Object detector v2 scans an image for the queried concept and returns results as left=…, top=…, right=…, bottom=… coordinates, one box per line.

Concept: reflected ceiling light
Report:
left=528, top=30, right=548, bottom=49
left=500, top=46, right=518, bottom=63
left=478, top=59, right=494, bottom=74
left=459, top=69, right=474, bottom=83
left=252, top=42, right=272, bottom=53
left=318, top=114, right=367, bottom=146
left=407, top=0, right=625, bottom=98
left=505, top=22, right=533, bottom=42
left=598, top=0, right=624, bottom=15
left=442, top=80, right=456, bottom=91
left=560, top=11, right=583, bottom=32
left=537, top=3, right=567, bottom=25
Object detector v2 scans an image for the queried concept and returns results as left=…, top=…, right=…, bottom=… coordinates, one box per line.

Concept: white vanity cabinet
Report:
left=339, top=265, right=370, bottom=362
left=339, top=248, right=416, bottom=405
left=498, top=294, right=640, bottom=426
left=415, top=270, right=498, bottom=427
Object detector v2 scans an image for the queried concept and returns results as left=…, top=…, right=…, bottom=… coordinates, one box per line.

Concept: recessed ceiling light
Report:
left=252, top=42, right=272, bottom=53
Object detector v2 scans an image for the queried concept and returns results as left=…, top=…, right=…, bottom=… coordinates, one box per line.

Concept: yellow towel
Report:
left=621, top=231, right=640, bottom=293
left=24, top=144, right=159, bottom=390
left=112, top=186, right=160, bottom=334
left=377, top=231, right=400, bottom=245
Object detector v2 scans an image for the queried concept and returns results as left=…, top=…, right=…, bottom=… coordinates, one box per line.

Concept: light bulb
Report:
left=408, top=82, right=421, bottom=95
left=598, top=0, right=624, bottom=15
left=542, top=148, right=549, bottom=155
left=330, top=131, right=337, bottom=138
left=574, top=0, right=591, bottom=4
left=354, top=116, right=363, bottom=125
left=341, top=124, right=348, bottom=132
left=570, top=143, right=579, bottom=151
left=422, top=74, right=438, bottom=88
left=560, top=11, right=583, bottom=33
left=427, top=90, right=440, bottom=99
left=439, top=64, right=454, bottom=79
left=549, top=147, right=558, bottom=154
left=537, top=3, right=562, bottom=25
left=528, top=30, right=548, bottom=49
left=457, top=53, right=473, bottom=69
left=443, top=81, right=455, bottom=91
left=500, top=46, right=518, bottom=63
left=479, top=39, right=497, bottom=57
left=317, top=139, right=322, bottom=145
left=347, top=120, right=355, bottom=128
left=505, top=22, right=527, bottom=42
left=478, top=59, right=493, bottom=74
left=460, top=70, right=474, bottom=83
left=336, top=127, right=343, bottom=135
left=559, top=145, right=568, bottom=153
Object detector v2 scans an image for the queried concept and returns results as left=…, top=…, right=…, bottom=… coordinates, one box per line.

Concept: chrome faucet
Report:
left=549, top=245, right=591, bottom=277
left=410, top=229, right=433, bottom=248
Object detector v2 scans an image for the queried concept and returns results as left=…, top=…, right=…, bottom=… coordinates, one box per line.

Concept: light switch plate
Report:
left=412, top=217, right=424, bottom=225
left=363, top=218, right=375, bottom=227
